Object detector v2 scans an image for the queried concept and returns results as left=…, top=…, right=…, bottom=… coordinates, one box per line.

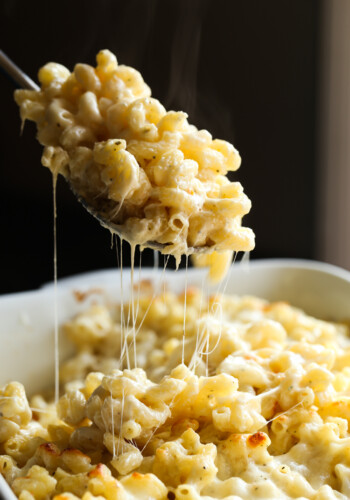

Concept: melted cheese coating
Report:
left=1, top=288, right=350, bottom=499
left=14, top=50, right=254, bottom=281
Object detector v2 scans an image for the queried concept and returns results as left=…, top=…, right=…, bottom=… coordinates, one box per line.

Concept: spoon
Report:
left=0, top=50, right=211, bottom=254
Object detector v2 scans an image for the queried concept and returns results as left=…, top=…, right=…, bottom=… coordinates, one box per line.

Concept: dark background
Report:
left=0, top=0, right=320, bottom=294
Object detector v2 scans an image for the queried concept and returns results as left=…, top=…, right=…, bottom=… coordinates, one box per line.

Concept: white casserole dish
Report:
left=1, top=258, right=350, bottom=395
left=0, top=258, right=350, bottom=499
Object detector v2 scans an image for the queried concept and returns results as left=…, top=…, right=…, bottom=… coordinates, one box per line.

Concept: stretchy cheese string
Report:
left=189, top=274, right=206, bottom=373
left=115, top=234, right=120, bottom=268
left=29, top=407, right=55, bottom=414
left=153, top=250, right=159, bottom=270
left=125, top=253, right=171, bottom=362
left=196, top=251, right=238, bottom=373
left=134, top=248, right=143, bottom=325
left=141, top=274, right=228, bottom=453
left=130, top=243, right=137, bottom=368
left=53, top=175, right=59, bottom=405
left=189, top=255, right=239, bottom=375
left=196, top=302, right=223, bottom=357
left=182, top=255, right=189, bottom=365
left=113, top=250, right=172, bottom=458
left=119, top=239, right=130, bottom=370
left=259, top=400, right=305, bottom=431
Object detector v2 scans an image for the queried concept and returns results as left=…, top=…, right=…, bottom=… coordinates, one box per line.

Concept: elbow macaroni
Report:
left=1, top=288, right=350, bottom=499
left=14, top=50, right=255, bottom=281
left=8, top=46, right=349, bottom=500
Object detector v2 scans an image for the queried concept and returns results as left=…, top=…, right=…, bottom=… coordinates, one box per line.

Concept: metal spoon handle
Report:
left=0, top=50, right=39, bottom=91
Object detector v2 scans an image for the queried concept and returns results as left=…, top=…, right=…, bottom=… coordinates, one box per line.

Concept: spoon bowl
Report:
left=1, top=49, right=213, bottom=254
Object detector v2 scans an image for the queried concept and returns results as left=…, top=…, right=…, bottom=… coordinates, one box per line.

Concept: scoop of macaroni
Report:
left=1, top=287, right=350, bottom=499
left=14, top=50, right=255, bottom=280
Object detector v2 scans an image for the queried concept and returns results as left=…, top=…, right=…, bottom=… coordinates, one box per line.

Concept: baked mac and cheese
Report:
left=14, top=50, right=254, bottom=281
left=1, top=287, right=350, bottom=499
left=8, top=48, right=347, bottom=500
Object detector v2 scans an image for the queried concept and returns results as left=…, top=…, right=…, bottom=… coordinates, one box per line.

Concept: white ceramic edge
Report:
left=38, top=258, right=350, bottom=290
left=0, top=474, right=17, bottom=500
left=1, top=258, right=350, bottom=499
left=1, top=258, right=349, bottom=395
left=0, top=258, right=346, bottom=296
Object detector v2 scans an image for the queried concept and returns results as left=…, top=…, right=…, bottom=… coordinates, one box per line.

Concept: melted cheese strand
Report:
left=134, top=248, right=143, bottom=325
left=128, top=249, right=143, bottom=363
left=181, top=255, right=189, bottom=365
left=119, top=238, right=130, bottom=370
left=115, top=234, right=119, bottom=268
left=134, top=254, right=171, bottom=339
left=29, top=407, right=55, bottom=414
left=53, top=175, right=59, bottom=405
left=260, top=400, right=304, bottom=430
left=189, top=274, right=206, bottom=373
left=197, top=304, right=223, bottom=357
left=213, top=251, right=237, bottom=300
left=130, top=243, right=137, bottom=368
left=153, top=250, right=159, bottom=270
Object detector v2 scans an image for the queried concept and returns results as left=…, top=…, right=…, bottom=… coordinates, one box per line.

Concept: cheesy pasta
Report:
left=14, top=50, right=254, bottom=280
left=1, top=287, right=350, bottom=499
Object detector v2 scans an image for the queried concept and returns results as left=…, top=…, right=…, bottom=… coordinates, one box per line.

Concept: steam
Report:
left=165, top=0, right=209, bottom=119
left=164, top=0, right=238, bottom=153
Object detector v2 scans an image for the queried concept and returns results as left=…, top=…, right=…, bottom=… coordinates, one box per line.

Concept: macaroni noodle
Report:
left=1, top=288, right=350, bottom=499
left=14, top=50, right=255, bottom=281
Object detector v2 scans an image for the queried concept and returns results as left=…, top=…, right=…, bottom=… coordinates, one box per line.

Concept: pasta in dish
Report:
left=1, top=286, right=350, bottom=499
left=14, top=50, right=254, bottom=281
